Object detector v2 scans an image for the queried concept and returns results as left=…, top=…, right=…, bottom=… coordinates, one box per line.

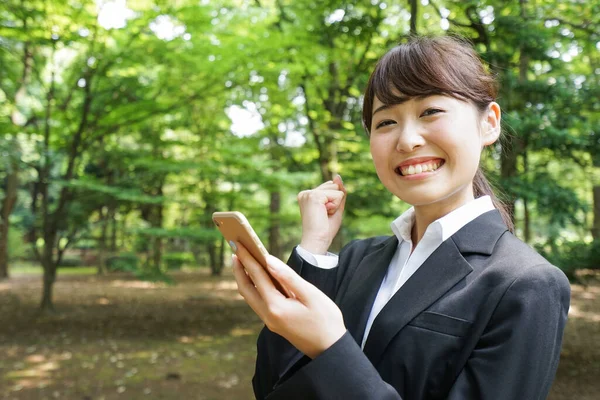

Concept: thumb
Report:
left=330, top=175, right=347, bottom=215
left=333, top=174, right=346, bottom=194
left=265, top=255, right=318, bottom=303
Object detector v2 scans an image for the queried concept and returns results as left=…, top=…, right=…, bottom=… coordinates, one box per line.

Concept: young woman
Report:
left=232, top=36, right=571, bottom=400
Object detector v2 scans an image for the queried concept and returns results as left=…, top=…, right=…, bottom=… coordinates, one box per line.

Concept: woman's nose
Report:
left=395, top=126, right=426, bottom=152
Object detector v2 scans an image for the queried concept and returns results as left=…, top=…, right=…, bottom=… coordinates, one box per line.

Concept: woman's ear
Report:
left=481, top=102, right=501, bottom=146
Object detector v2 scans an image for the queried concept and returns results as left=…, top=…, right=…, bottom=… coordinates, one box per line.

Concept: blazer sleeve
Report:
left=446, top=263, right=571, bottom=400
left=286, top=246, right=340, bottom=299
left=253, top=245, right=346, bottom=399
left=266, top=331, right=404, bottom=400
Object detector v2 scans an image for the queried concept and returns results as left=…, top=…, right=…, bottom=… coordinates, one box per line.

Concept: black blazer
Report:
left=252, top=210, right=571, bottom=400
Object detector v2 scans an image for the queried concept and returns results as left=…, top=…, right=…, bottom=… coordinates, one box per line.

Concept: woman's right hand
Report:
left=297, top=174, right=346, bottom=254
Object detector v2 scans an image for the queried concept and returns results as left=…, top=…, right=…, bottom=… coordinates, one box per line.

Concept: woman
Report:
left=233, top=36, right=571, bottom=400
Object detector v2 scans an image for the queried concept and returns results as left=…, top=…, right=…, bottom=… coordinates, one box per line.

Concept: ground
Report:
left=0, top=267, right=598, bottom=400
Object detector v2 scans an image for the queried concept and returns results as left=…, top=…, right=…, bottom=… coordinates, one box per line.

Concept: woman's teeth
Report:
left=399, top=161, right=442, bottom=176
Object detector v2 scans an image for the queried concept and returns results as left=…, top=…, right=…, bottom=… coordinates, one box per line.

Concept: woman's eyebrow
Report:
left=372, top=94, right=430, bottom=117
left=372, top=104, right=392, bottom=116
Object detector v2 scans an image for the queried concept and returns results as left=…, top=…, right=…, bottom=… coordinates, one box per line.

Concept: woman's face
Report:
left=369, top=94, right=500, bottom=211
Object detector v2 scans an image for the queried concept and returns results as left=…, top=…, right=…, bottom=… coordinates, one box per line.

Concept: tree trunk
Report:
left=522, top=150, right=531, bottom=243
left=500, top=137, right=518, bottom=226
left=38, top=41, right=58, bottom=312
left=41, top=263, right=56, bottom=311
left=523, top=198, right=531, bottom=243
left=217, top=235, right=225, bottom=275
left=0, top=165, right=19, bottom=280
left=319, top=158, right=333, bottom=182
left=97, top=207, right=108, bottom=275
left=207, top=242, right=217, bottom=270
left=152, top=235, right=162, bottom=271
left=210, top=236, right=225, bottom=276
left=119, top=213, right=126, bottom=249
left=151, top=202, right=164, bottom=272
left=0, top=218, right=10, bottom=279
left=409, top=0, right=418, bottom=35
left=40, top=231, right=57, bottom=311
left=593, top=186, right=600, bottom=240
left=268, top=191, right=282, bottom=259
left=110, top=206, right=118, bottom=251
left=203, top=195, right=222, bottom=276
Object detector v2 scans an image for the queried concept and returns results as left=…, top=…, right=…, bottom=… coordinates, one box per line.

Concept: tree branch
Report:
left=56, top=227, right=79, bottom=266
left=429, top=1, right=490, bottom=48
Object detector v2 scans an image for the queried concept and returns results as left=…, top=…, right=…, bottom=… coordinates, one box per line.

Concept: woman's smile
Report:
left=395, top=158, right=445, bottom=180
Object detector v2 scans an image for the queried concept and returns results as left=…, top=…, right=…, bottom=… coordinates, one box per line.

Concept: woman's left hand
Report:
left=232, top=243, right=347, bottom=359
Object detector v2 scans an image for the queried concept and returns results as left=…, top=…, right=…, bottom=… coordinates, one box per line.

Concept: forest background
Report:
left=0, top=0, right=599, bottom=399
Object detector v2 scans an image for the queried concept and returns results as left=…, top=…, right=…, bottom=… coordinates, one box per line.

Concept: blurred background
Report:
left=0, top=0, right=598, bottom=399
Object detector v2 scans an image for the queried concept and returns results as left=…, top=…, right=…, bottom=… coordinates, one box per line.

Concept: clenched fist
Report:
left=297, top=174, right=346, bottom=254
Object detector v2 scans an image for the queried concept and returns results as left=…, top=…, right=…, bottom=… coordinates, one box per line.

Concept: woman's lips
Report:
left=395, top=159, right=445, bottom=177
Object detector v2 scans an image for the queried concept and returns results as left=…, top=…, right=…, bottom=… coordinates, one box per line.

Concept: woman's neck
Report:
left=410, top=191, right=476, bottom=246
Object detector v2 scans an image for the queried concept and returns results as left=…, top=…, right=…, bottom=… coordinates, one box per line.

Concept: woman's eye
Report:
left=375, top=120, right=396, bottom=129
left=421, top=108, right=444, bottom=117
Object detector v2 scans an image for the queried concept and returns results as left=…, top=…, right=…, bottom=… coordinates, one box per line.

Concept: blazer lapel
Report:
left=362, top=210, right=508, bottom=366
left=338, top=236, right=398, bottom=345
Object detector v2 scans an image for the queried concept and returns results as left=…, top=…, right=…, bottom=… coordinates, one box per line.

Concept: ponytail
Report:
left=473, top=168, right=514, bottom=233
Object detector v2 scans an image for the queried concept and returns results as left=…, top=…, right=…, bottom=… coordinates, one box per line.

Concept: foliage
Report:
left=163, top=252, right=195, bottom=270
left=58, top=256, right=83, bottom=268
left=7, top=227, right=28, bottom=261
left=537, top=240, right=600, bottom=281
left=105, top=253, right=139, bottom=272
left=0, top=0, right=599, bottom=306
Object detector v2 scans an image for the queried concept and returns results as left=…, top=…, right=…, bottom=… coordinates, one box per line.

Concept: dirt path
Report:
left=0, top=270, right=597, bottom=399
left=548, top=282, right=600, bottom=400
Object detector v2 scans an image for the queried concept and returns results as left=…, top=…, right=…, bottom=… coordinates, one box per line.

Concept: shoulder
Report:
left=494, top=232, right=557, bottom=272
left=488, top=232, right=571, bottom=301
left=495, top=231, right=547, bottom=263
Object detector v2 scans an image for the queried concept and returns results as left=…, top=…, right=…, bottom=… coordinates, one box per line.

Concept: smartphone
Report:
left=212, top=211, right=291, bottom=297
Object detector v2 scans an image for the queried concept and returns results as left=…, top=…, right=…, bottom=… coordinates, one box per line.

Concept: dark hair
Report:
left=362, top=36, right=514, bottom=232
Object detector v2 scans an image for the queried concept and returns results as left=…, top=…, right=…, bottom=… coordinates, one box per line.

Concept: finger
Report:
left=319, top=189, right=345, bottom=202
left=332, top=175, right=347, bottom=214
left=235, top=242, right=285, bottom=303
left=265, top=255, right=321, bottom=304
left=333, top=174, right=347, bottom=195
left=298, top=189, right=343, bottom=207
left=322, top=190, right=345, bottom=208
left=315, top=180, right=336, bottom=190
left=232, top=255, right=267, bottom=316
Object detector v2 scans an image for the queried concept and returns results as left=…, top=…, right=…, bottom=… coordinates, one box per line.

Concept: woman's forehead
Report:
left=372, top=93, right=445, bottom=109
left=372, top=92, right=409, bottom=108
